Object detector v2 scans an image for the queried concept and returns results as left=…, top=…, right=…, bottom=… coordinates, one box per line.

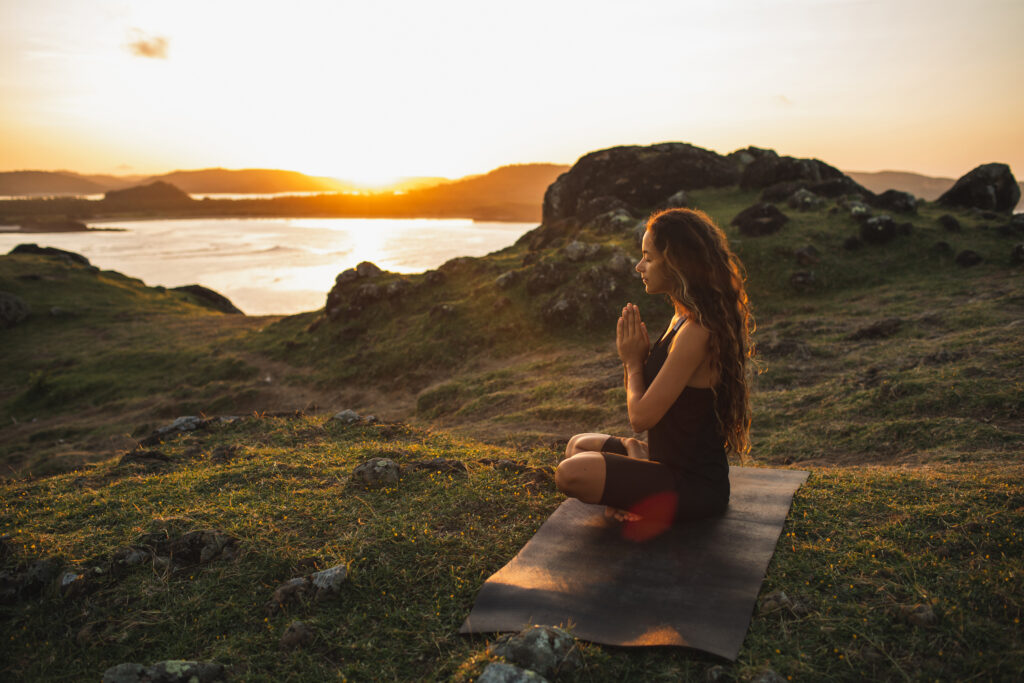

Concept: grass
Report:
left=1, top=417, right=1020, bottom=680
left=2, top=182, right=1023, bottom=679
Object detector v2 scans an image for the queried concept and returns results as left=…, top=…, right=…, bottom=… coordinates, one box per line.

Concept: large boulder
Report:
left=542, top=143, right=740, bottom=223
left=938, top=163, right=1020, bottom=213
left=731, top=203, right=789, bottom=236
left=325, top=261, right=386, bottom=321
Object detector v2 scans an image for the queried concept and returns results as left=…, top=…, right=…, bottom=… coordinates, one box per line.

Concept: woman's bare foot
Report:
left=604, top=506, right=642, bottom=523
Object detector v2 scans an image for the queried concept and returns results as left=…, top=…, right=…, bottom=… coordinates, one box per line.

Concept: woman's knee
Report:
left=564, top=433, right=607, bottom=460
left=555, top=453, right=605, bottom=503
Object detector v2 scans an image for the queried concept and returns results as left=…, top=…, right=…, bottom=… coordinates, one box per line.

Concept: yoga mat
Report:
left=460, top=466, right=809, bottom=660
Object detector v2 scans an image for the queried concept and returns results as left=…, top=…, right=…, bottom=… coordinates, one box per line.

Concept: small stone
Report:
left=938, top=214, right=961, bottom=232
left=147, top=660, right=225, bottom=682
left=310, top=563, right=348, bottom=597
left=476, top=662, right=549, bottom=683
left=331, top=409, right=361, bottom=424
left=266, top=577, right=311, bottom=614
left=102, top=663, right=148, bottom=683
left=704, top=664, right=733, bottom=682
left=749, top=668, right=787, bottom=683
left=789, top=271, right=815, bottom=289
left=352, top=458, right=401, bottom=487
left=280, top=620, right=314, bottom=650
left=495, top=271, right=521, bottom=289
left=488, top=625, right=581, bottom=678
left=0, top=291, right=31, bottom=328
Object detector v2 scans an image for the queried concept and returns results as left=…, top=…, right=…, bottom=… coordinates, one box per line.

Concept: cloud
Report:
left=126, top=29, right=169, bottom=59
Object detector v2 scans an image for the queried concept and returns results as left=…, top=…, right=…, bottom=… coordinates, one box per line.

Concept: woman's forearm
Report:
left=624, top=362, right=649, bottom=432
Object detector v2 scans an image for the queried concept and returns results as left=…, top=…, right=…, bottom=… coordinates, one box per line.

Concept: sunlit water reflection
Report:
left=0, top=217, right=536, bottom=315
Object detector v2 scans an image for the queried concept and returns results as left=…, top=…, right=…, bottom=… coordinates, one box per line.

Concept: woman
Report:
left=554, top=208, right=753, bottom=532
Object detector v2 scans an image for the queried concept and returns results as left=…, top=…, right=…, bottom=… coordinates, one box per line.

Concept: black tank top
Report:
left=642, top=318, right=729, bottom=486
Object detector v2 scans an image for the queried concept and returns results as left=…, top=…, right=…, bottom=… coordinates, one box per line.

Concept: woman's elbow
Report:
left=628, top=412, right=655, bottom=433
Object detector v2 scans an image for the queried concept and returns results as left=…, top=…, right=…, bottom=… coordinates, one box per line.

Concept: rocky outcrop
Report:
left=739, top=151, right=846, bottom=190
left=172, top=284, right=243, bottom=315
left=938, top=163, right=1020, bottom=212
left=542, top=143, right=740, bottom=224
left=8, top=243, right=92, bottom=266
left=325, top=261, right=389, bottom=321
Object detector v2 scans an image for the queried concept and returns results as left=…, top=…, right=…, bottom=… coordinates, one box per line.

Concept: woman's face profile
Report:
left=636, top=229, right=673, bottom=296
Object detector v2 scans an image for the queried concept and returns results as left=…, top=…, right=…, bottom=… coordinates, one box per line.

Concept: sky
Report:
left=1, top=0, right=1022, bottom=185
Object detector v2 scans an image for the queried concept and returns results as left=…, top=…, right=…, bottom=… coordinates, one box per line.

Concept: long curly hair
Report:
left=646, top=208, right=754, bottom=455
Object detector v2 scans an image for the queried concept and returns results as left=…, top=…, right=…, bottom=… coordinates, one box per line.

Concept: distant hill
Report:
left=139, top=168, right=354, bottom=194
left=0, top=171, right=107, bottom=196
left=847, top=169, right=1024, bottom=210
left=411, top=163, right=569, bottom=205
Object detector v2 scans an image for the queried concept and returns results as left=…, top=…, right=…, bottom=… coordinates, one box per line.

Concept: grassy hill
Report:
left=1, top=171, right=1022, bottom=679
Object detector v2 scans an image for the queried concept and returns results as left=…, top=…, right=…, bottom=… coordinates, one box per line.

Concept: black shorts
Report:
left=598, top=436, right=728, bottom=522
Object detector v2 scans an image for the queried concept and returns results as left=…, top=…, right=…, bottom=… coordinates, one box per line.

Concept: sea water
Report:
left=0, top=217, right=536, bottom=315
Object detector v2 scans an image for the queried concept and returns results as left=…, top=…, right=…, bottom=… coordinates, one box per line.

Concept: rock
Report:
left=309, top=563, right=348, bottom=597
left=704, top=664, right=732, bottom=682
left=58, top=568, right=89, bottom=598
left=606, top=250, right=635, bottom=276
left=280, top=621, right=314, bottom=650
left=103, top=660, right=224, bottom=683
left=844, top=199, right=873, bottom=220
left=789, top=271, right=815, bottom=289
left=843, top=236, right=863, bottom=250
left=731, top=203, right=789, bottom=237
left=168, top=530, right=239, bottom=565
left=656, top=189, right=690, bottom=210
left=140, top=416, right=207, bottom=446
left=740, top=153, right=851, bottom=191
left=871, top=189, right=917, bottom=213
left=267, top=577, right=312, bottom=613
left=331, top=409, right=361, bottom=424
left=352, top=458, right=400, bottom=487
left=1011, top=244, right=1024, bottom=265
left=749, top=668, right=787, bottom=683
left=899, top=603, right=937, bottom=627
left=574, top=195, right=633, bottom=223
left=847, top=317, right=902, bottom=340
left=794, top=245, right=820, bottom=266
left=0, top=291, right=31, bottom=328
left=938, top=214, right=961, bottom=232
left=430, top=303, right=456, bottom=317
left=477, top=662, right=549, bottom=683
left=8, top=243, right=91, bottom=266
left=938, top=163, right=1020, bottom=212
left=561, top=240, right=600, bottom=262
left=860, top=215, right=898, bottom=245
left=171, top=285, right=243, bottom=315
left=955, top=250, right=983, bottom=267
left=102, top=663, right=150, bottom=683
left=495, top=271, right=521, bottom=289
left=488, top=625, right=581, bottom=678
left=787, top=188, right=825, bottom=211
left=525, top=261, right=570, bottom=296
left=542, top=142, right=740, bottom=223
left=589, top=208, right=638, bottom=234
